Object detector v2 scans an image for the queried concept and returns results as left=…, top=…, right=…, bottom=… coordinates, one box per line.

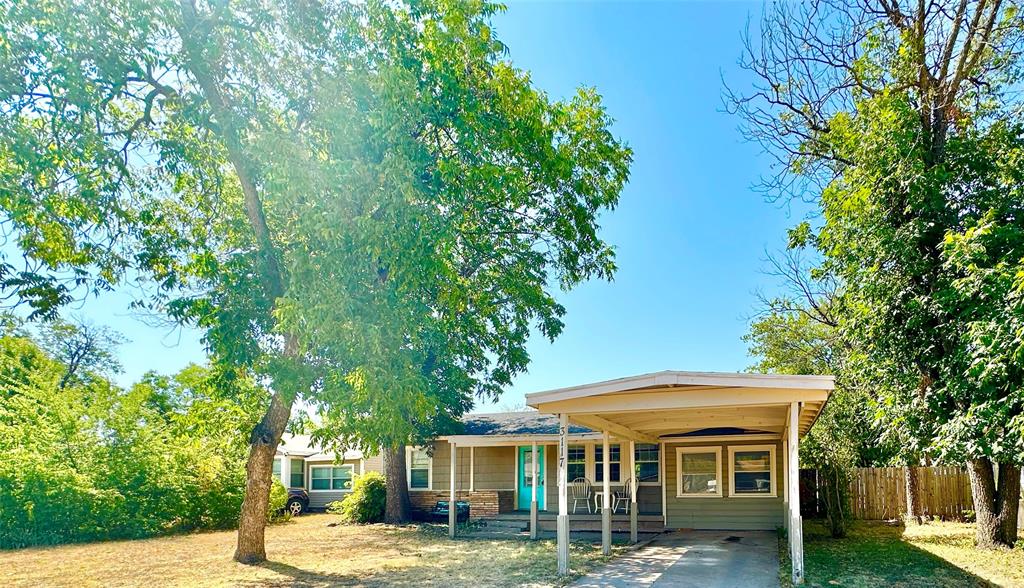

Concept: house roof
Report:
left=276, top=433, right=364, bottom=461
left=461, top=411, right=593, bottom=436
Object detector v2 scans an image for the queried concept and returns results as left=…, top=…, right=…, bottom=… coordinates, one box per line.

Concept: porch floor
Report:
left=490, top=510, right=663, bottom=522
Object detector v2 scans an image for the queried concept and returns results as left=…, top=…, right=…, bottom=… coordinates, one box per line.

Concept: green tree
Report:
left=35, top=318, right=125, bottom=389
left=731, top=0, right=1024, bottom=547
left=0, top=318, right=262, bottom=547
left=1, top=0, right=630, bottom=561
left=744, top=248, right=895, bottom=536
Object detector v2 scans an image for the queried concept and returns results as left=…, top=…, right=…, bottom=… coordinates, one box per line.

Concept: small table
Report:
left=594, top=490, right=620, bottom=512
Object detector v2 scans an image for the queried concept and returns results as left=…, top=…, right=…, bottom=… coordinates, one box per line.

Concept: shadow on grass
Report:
left=255, top=561, right=364, bottom=587
left=786, top=521, right=994, bottom=588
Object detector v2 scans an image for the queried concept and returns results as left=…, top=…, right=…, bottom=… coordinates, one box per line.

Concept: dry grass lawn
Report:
left=0, top=514, right=619, bottom=587
left=902, top=522, right=1024, bottom=587
left=781, top=520, right=1024, bottom=587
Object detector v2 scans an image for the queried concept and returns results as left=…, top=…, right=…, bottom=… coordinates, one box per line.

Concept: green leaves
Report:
left=0, top=0, right=631, bottom=452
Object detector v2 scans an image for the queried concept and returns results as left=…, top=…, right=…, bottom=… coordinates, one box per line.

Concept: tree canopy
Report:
left=1, top=0, right=631, bottom=560
left=731, top=0, right=1024, bottom=546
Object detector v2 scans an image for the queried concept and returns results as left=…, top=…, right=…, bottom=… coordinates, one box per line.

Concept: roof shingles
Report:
left=460, top=412, right=592, bottom=436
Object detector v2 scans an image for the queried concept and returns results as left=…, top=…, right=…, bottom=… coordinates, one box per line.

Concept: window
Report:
left=676, top=446, right=722, bottom=497
left=408, top=447, right=431, bottom=490
left=634, top=443, right=660, bottom=483
left=595, top=443, right=621, bottom=482
left=272, top=458, right=282, bottom=483
left=567, top=445, right=586, bottom=481
left=289, top=458, right=304, bottom=488
left=729, top=445, right=776, bottom=497
left=310, top=465, right=354, bottom=491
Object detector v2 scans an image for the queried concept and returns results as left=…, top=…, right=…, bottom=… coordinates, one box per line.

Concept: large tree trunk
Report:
left=233, top=389, right=295, bottom=563
left=904, top=464, right=924, bottom=525
left=384, top=444, right=412, bottom=524
left=176, top=0, right=299, bottom=565
left=968, top=458, right=1021, bottom=549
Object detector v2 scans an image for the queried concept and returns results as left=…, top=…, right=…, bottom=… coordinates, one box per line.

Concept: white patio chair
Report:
left=570, top=477, right=593, bottom=514
left=612, top=478, right=632, bottom=514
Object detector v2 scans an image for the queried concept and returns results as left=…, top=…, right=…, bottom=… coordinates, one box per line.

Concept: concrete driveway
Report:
left=570, top=530, right=779, bottom=588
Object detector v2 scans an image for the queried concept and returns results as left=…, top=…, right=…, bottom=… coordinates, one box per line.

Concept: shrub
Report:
left=267, top=478, right=289, bottom=522
left=0, top=325, right=262, bottom=548
left=330, top=471, right=386, bottom=523
left=818, top=462, right=853, bottom=538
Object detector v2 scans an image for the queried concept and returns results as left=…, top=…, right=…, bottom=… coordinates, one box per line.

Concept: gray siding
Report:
left=362, top=453, right=384, bottom=473
left=664, top=439, right=784, bottom=530
left=305, top=458, right=361, bottom=510
left=636, top=485, right=662, bottom=515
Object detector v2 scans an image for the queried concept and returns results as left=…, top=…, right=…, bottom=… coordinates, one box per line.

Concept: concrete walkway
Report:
left=570, top=530, right=780, bottom=588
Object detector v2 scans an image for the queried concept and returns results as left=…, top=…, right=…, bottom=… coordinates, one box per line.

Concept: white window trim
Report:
left=728, top=444, right=777, bottom=498
left=272, top=457, right=284, bottom=486
left=289, top=457, right=305, bottom=488
left=566, top=444, right=588, bottom=483
left=634, top=443, right=661, bottom=486
left=308, top=463, right=355, bottom=493
left=595, top=442, right=623, bottom=484
left=676, top=446, right=723, bottom=498
left=406, top=446, right=433, bottom=491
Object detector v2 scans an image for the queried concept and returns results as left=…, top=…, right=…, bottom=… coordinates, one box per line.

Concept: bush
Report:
left=818, top=463, right=853, bottom=538
left=0, top=324, right=263, bottom=548
left=329, top=471, right=386, bottom=523
left=267, top=478, right=289, bottom=523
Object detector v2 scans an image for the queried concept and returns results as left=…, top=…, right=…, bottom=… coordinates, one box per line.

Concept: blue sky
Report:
left=72, top=1, right=813, bottom=411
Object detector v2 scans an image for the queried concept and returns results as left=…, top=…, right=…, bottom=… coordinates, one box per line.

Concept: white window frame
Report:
left=272, top=457, right=283, bottom=485
left=728, top=444, right=777, bottom=498
left=566, top=444, right=587, bottom=482
left=676, top=446, right=723, bottom=498
left=289, top=458, right=305, bottom=489
left=595, top=442, right=623, bottom=484
left=634, top=443, right=661, bottom=486
left=308, top=464, right=355, bottom=493
left=406, top=446, right=433, bottom=491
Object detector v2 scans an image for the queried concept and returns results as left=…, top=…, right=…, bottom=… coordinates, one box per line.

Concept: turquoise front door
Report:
left=517, top=446, right=545, bottom=510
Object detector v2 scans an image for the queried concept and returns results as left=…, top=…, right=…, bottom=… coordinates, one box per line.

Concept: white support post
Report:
left=601, top=430, right=611, bottom=555
left=660, top=441, right=667, bottom=525
left=629, top=439, right=638, bottom=543
left=470, top=447, right=475, bottom=492
left=449, top=441, right=458, bottom=539
left=531, top=442, right=539, bottom=540
left=557, top=414, right=569, bottom=575
left=280, top=455, right=290, bottom=488
left=788, top=402, right=804, bottom=584
left=782, top=438, right=789, bottom=531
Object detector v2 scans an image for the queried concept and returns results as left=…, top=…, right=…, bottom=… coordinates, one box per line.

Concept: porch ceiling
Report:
left=568, top=402, right=824, bottom=441
left=526, top=370, right=833, bottom=442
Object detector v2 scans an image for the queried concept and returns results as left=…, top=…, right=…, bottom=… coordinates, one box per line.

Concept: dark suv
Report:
left=285, top=488, right=309, bottom=516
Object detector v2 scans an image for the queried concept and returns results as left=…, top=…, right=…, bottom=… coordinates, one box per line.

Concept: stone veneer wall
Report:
left=409, top=490, right=514, bottom=519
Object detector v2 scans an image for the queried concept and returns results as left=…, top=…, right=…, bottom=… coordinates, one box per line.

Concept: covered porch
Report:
left=442, top=371, right=832, bottom=585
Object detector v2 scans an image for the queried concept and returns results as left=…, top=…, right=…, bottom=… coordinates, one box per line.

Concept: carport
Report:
left=523, top=370, right=833, bottom=585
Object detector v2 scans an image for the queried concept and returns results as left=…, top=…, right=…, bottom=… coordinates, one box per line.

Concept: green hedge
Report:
left=328, top=471, right=386, bottom=523
left=0, top=329, right=270, bottom=548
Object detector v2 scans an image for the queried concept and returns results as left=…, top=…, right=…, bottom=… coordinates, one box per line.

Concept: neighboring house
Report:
left=272, top=434, right=383, bottom=510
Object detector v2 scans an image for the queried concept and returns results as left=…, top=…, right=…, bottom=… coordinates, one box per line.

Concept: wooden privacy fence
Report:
left=800, top=466, right=974, bottom=521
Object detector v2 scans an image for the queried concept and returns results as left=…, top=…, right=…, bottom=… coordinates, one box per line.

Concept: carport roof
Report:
left=525, top=370, right=834, bottom=441
left=525, top=370, right=834, bottom=406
